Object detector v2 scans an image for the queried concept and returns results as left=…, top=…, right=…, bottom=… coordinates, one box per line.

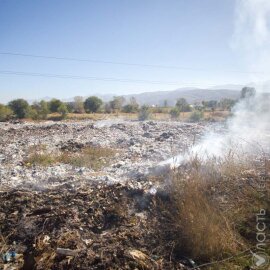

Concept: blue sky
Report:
left=0, top=0, right=256, bottom=102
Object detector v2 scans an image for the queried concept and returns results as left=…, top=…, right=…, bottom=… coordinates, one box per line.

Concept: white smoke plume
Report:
left=161, top=92, right=270, bottom=167
left=161, top=1, right=270, bottom=166
left=231, top=0, right=270, bottom=83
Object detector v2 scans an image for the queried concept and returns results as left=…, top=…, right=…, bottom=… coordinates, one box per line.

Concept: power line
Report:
left=0, top=51, right=265, bottom=74
left=0, top=70, right=192, bottom=86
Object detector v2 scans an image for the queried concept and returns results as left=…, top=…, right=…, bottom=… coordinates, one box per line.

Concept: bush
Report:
left=0, top=104, right=13, bottom=121
left=8, top=99, right=29, bottom=119
left=49, top=99, right=63, bottom=113
left=57, top=103, right=68, bottom=119
left=27, top=107, right=39, bottom=120
left=84, top=96, right=103, bottom=113
left=31, top=100, right=49, bottom=120
left=122, top=104, right=139, bottom=113
left=138, top=105, right=151, bottom=121
left=189, top=110, right=204, bottom=122
left=169, top=107, right=180, bottom=119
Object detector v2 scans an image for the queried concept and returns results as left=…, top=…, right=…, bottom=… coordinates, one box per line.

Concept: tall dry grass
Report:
left=159, top=152, right=269, bottom=266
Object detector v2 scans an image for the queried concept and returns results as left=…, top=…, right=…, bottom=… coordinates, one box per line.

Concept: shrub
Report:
left=0, top=104, right=13, bottom=121
left=8, top=99, right=29, bottom=119
left=138, top=105, right=151, bottom=121
left=27, top=107, right=39, bottom=120
left=189, top=110, right=204, bottom=122
left=122, top=104, right=139, bottom=113
left=57, top=103, right=68, bottom=119
left=49, top=99, right=63, bottom=113
left=30, top=100, right=50, bottom=120
left=84, top=96, right=103, bottom=113
left=176, top=98, right=191, bottom=112
left=169, top=107, right=180, bottom=119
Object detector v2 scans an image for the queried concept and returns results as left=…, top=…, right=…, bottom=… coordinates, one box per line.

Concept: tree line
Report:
left=0, top=88, right=251, bottom=122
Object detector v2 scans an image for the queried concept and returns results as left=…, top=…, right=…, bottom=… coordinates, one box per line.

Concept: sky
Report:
left=0, top=0, right=268, bottom=102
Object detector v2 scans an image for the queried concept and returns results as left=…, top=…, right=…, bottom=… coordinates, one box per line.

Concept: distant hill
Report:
left=31, top=88, right=241, bottom=106
left=115, top=88, right=241, bottom=106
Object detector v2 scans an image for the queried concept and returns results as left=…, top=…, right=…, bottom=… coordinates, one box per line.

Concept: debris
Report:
left=56, top=248, right=81, bottom=256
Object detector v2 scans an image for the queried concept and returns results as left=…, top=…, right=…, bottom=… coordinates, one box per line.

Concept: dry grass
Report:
left=159, top=153, right=270, bottom=267
left=24, top=145, right=116, bottom=170
left=58, top=146, right=116, bottom=170
left=47, top=111, right=230, bottom=122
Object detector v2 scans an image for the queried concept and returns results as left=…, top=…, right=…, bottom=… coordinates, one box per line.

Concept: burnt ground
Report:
left=0, top=181, right=193, bottom=270
left=0, top=119, right=209, bottom=270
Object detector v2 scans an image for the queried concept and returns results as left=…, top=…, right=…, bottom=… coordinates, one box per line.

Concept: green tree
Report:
left=84, top=96, right=103, bottom=113
left=57, top=103, right=68, bottom=119
left=32, top=100, right=49, bottom=119
left=176, top=98, right=191, bottom=112
left=8, top=99, right=29, bottom=119
left=27, top=107, right=39, bottom=120
left=0, top=104, right=13, bottom=121
left=49, top=99, right=62, bottom=113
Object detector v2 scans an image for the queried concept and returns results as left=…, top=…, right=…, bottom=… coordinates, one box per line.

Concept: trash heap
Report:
left=0, top=182, right=189, bottom=270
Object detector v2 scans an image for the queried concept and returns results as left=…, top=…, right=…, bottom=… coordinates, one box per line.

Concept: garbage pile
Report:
left=0, top=182, right=189, bottom=270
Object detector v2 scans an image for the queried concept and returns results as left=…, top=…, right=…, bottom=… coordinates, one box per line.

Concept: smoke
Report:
left=159, top=1, right=270, bottom=168
left=231, top=0, right=270, bottom=83
left=161, top=93, right=270, bottom=168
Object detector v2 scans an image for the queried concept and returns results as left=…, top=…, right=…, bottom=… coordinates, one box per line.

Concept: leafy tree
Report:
left=218, top=98, right=236, bottom=111
left=122, top=97, right=139, bottom=113
left=49, top=99, right=62, bottom=113
left=84, top=96, right=103, bottom=113
left=32, top=100, right=49, bottom=119
left=170, top=107, right=180, bottom=119
left=57, top=103, right=68, bottom=119
left=138, top=105, right=151, bottom=121
left=73, top=96, right=85, bottom=113
left=240, top=87, right=256, bottom=99
left=176, top=98, right=191, bottom=112
left=66, top=102, right=74, bottom=113
left=8, top=99, right=29, bottom=119
left=0, top=104, right=13, bottom=121
left=109, top=96, right=125, bottom=112
left=27, top=107, right=39, bottom=120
